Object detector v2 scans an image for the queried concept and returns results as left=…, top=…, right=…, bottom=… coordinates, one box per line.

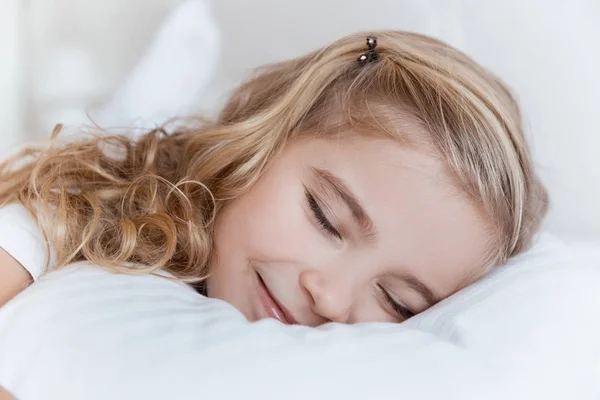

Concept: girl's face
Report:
left=207, top=135, right=489, bottom=325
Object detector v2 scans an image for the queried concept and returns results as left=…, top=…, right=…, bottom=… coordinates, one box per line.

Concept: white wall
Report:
left=0, top=0, right=182, bottom=148
left=0, top=0, right=24, bottom=156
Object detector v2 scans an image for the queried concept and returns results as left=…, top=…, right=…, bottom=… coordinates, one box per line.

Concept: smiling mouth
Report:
left=256, top=272, right=297, bottom=325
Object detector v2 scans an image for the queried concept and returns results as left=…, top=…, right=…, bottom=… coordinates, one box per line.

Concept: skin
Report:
left=0, top=387, right=15, bottom=400
left=0, top=248, right=32, bottom=308
left=207, top=135, right=490, bottom=325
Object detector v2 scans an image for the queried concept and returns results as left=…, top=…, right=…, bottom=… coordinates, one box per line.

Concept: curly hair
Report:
left=0, top=30, right=548, bottom=283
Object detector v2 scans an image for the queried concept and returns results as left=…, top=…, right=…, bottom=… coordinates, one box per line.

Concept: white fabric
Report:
left=0, top=203, right=54, bottom=281
left=91, top=0, right=220, bottom=129
left=0, top=233, right=599, bottom=400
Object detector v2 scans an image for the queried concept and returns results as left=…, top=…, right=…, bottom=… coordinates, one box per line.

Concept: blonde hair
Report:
left=0, top=30, right=548, bottom=282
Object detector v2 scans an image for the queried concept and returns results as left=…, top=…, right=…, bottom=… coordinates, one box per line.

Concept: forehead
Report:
left=286, top=135, right=491, bottom=295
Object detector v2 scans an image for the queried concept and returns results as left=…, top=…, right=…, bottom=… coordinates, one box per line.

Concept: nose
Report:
left=299, top=269, right=353, bottom=323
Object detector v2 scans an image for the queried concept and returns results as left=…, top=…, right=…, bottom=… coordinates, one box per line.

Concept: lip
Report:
left=256, top=272, right=297, bottom=325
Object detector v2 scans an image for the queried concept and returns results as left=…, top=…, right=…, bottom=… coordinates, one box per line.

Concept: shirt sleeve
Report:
left=0, top=203, right=56, bottom=281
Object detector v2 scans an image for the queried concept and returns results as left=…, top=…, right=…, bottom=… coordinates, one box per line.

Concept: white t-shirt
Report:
left=0, top=203, right=56, bottom=280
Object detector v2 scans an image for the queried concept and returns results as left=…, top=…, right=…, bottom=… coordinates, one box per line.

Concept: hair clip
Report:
left=357, top=36, right=378, bottom=64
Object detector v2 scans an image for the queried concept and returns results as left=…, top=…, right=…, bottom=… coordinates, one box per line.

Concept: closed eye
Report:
left=378, top=284, right=415, bottom=321
left=304, top=187, right=342, bottom=240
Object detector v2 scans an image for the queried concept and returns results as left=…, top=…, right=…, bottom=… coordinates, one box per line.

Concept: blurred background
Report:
left=0, top=0, right=599, bottom=243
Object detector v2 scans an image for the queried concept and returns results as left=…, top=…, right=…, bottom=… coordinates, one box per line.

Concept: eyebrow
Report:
left=311, top=167, right=378, bottom=242
left=311, top=167, right=439, bottom=309
left=397, top=272, right=440, bottom=309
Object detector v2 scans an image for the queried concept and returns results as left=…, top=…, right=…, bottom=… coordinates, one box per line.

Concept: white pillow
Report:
left=90, top=0, right=221, bottom=130
left=1, top=234, right=599, bottom=400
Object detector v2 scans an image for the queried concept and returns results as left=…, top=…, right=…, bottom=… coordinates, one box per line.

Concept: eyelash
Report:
left=305, top=189, right=342, bottom=240
left=378, top=284, right=415, bottom=321
left=304, top=187, right=413, bottom=321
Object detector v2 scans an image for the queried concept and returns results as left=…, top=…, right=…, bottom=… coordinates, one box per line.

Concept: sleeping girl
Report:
left=0, top=31, right=547, bottom=325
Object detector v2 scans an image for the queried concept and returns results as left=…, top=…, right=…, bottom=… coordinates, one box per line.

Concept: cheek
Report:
left=213, top=175, right=314, bottom=267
